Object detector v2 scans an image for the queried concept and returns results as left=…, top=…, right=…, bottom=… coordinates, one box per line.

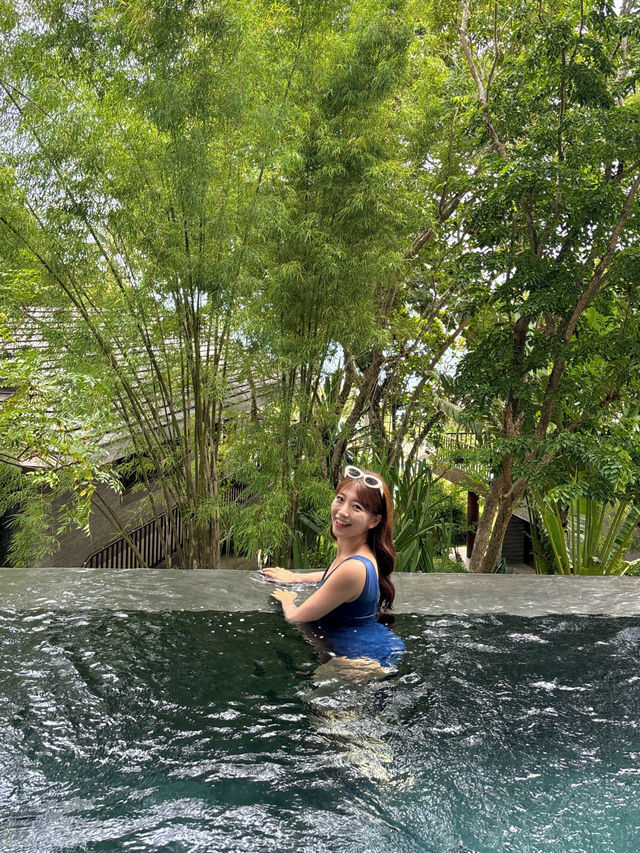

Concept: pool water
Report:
left=1, top=610, right=639, bottom=852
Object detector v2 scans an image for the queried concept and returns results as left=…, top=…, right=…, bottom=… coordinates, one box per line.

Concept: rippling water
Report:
left=0, top=610, right=639, bottom=852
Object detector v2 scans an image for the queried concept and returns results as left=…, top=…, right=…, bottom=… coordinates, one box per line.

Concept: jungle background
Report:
left=1, top=0, right=640, bottom=574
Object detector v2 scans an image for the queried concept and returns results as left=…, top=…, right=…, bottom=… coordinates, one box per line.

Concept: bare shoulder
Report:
left=329, top=557, right=370, bottom=582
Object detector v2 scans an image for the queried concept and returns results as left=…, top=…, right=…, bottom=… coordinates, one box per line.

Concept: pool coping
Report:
left=1, top=568, right=639, bottom=616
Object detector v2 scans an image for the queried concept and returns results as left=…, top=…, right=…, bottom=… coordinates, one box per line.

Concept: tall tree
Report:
left=432, top=0, right=640, bottom=570
left=2, top=0, right=453, bottom=567
left=224, top=1, right=418, bottom=563
left=0, top=0, right=305, bottom=567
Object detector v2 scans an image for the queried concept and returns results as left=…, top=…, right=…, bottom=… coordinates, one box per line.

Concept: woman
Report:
left=263, top=465, right=396, bottom=627
left=266, top=467, right=402, bottom=774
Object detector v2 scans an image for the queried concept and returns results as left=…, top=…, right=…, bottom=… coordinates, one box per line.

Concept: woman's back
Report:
left=318, top=555, right=379, bottom=624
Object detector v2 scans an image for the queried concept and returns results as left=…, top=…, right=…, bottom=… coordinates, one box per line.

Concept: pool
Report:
left=1, top=570, right=639, bottom=852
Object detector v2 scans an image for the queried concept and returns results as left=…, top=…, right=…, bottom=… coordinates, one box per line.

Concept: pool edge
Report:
left=1, top=568, right=639, bottom=616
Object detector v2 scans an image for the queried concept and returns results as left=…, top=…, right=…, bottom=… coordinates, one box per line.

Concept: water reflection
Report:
left=293, top=617, right=408, bottom=786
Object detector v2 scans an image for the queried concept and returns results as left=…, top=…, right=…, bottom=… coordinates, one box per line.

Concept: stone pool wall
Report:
left=1, top=568, right=639, bottom=616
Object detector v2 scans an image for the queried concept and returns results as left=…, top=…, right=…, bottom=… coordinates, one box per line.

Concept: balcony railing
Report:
left=83, top=481, right=247, bottom=569
left=83, top=505, right=184, bottom=569
left=440, top=431, right=478, bottom=452
left=433, top=431, right=489, bottom=480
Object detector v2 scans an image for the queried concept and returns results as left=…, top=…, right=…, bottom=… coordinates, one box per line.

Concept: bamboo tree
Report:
left=0, top=0, right=308, bottom=567
left=224, top=1, right=424, bottom=564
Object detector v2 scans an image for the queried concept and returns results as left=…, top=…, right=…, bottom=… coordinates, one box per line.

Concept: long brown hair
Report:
left=333, top=469, right=396, bottom=610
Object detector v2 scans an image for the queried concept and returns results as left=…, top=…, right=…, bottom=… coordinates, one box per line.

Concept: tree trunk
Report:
left=466, top=490, right=479, bottom=559
left=469, top=470, right=529, bottom=572
left=330, top=350, right=384, bottom=483
left=481, top=494, right=515, bottom=572
left=468, top=474, right=502, bottom=572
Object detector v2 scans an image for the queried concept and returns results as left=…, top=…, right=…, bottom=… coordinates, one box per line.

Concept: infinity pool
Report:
left=1, top=605, right=639, bottom=852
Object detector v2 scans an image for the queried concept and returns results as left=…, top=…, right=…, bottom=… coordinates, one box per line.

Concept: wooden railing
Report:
left=83, top=505, right=183, bottom=568
left=440, top=431, right=478, bottom=452
left=433, top=431, right=489, bottom=481
left=83, top=481, right=247, bottom=569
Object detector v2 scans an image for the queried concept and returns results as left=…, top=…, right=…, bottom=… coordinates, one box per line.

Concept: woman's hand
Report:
left=271, top=588, right=297, bottom=606
left=262, top=566, right=296, bottom=583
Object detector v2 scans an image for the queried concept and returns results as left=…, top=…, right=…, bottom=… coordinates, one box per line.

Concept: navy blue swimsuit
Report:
left=317, top=555, right=405, bottom=667
left=318, top=555, right=379, bottom=624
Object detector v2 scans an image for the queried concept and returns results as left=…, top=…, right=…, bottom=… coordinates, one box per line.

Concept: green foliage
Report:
left=452, top=0, right=640, bottom=435
left=0, top=462, right=58, bottom=566
left=492, top=557, right=513, bottom=575
left=290, top=511, right=335, bottom=573
left=2, top=0, right=640, bottom=573
left=1, top=0, right=271, bottom=565
left=529, top=485, right=640, bottom=576
left=423, top=0, right=640, bottom=571
left=373, top=456, right=467, bottom=572
left=3, top=0, right=419, bottom=566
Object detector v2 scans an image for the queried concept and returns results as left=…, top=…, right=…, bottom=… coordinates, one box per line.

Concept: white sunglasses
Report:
left=344, top=465, right=384, bottom=494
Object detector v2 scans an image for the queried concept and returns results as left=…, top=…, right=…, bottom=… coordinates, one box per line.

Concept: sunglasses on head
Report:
left=344, top=465, right=384, bottom=494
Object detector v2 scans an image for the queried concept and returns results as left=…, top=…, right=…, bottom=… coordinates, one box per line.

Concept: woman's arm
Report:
left=271, top=559, right=365, bottom=623
left=262, top=567, right=324, bottom=583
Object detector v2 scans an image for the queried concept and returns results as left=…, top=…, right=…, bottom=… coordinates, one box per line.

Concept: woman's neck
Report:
left=335, top=537, right=372, bottom=561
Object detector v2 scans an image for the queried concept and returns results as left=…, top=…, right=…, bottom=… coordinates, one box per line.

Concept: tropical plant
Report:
left=373, top=457, right=466, bottom=572
left=492, top=556, right=513, bottom=574
left=529, top=486, right=640, bottom=575
left=0, top=0, right=429, bottom=567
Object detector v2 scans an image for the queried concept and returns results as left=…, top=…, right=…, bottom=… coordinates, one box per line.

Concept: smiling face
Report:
left=330, top=480, right=382, bottom=545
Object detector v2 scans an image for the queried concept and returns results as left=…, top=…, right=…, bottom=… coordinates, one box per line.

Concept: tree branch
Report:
left=535, top=169, right=640, bottom=439
left=458, top=1, right=508, bottom=159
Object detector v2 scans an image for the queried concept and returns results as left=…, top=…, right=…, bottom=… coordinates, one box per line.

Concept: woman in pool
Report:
left=265, top=467, right=404, bottom=678
left=264, top=465, right=395, bottom=625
